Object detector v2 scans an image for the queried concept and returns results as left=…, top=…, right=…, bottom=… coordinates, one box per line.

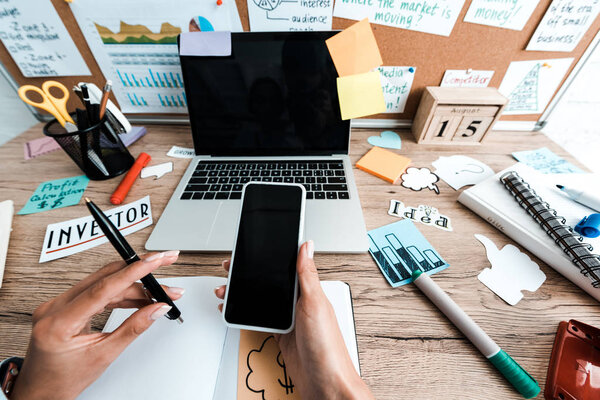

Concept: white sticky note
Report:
left=0, top=0, right=90, bottom=77
left=527, top=0, right=600, bottom=52
left=39, top=196, right=152, bottom=263
left=498, top=58, right=573, bottom=115
left=141, top=162, right=173, bottom=180
left=179, top=31, right=231, bottom=56
left=333, top=0, right=465, bottom=37
left=378, top=66, right=416, bottom=113
left=440, top=70, right=494, bottom=88
left=167, top=146, right=195, bottom=159
left=432, top=155, right=495, bottom=190
left=248, top=0, right=334, bottom=31
left=475, top=234, right=546, bottom=306
left=464, top=0, right=540, bottom=31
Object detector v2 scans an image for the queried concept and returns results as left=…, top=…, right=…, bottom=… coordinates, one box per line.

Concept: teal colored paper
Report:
left=368, top=219, right=449, bottom=288
left=18, top=175, right=90, bottom=215
left=512, top=147, right=583, bottom=174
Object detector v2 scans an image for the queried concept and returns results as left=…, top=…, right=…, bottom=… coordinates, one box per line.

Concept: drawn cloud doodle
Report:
left=401, top=167, right=440, bottom=194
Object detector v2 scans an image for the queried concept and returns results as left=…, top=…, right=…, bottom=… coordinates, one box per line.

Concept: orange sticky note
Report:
left=356, top=147, right=411, bottom=184
left=326, top=18, right=383, bottom=77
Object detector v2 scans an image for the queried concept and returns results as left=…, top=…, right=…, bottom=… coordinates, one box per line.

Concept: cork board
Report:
left=0, top=0, right=598, bottom=123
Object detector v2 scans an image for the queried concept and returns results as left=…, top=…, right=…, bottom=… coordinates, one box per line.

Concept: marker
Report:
left=411, top=270, right=540, bottom=398
left=556, top=184, right=600, bottom=212
left=111, top=152, right=151, bottom=205
left=85, top=198, right=183, bottom=323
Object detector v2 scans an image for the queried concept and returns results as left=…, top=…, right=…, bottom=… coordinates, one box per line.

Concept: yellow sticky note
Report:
left=326, top=18, right=383, bottom=77
left=337, top=71, right=386, bottom=120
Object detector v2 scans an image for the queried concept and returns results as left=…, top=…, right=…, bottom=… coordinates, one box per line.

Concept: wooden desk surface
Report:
left=1, top=125, right=599, bottom=399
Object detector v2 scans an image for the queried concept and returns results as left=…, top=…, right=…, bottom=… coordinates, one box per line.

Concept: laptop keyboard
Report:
left=180, top=160, right=349, bottom=200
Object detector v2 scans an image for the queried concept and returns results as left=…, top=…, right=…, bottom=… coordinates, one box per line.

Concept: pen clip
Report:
left=142, top=286, right=157, bottom=303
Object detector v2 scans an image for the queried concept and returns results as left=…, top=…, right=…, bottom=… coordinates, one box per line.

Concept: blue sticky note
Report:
left=512, top=147, right=584, bottom=174
left=368, top=219, right=449, bottom=288
left=18, top=175, right=90, bottom=215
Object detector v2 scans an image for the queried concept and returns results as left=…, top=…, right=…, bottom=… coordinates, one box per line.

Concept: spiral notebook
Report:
left=458, top=163, right=600, bottom=302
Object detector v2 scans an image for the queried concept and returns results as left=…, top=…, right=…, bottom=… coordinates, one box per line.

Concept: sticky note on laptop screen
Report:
left=325, top=18, right=383, bottom=77
left=337, top=71, right=386, bottom=120
left=356, top=147, right=411, bottom=184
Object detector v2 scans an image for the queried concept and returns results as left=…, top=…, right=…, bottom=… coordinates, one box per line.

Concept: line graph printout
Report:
left=70, top=0, right=242, bottom=113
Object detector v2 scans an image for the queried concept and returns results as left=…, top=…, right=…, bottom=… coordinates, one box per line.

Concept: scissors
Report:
left=18, top=81, right=77, bottom=132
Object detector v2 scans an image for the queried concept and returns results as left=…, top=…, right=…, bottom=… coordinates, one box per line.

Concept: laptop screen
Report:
left=179, top=32, right=349, bottom=156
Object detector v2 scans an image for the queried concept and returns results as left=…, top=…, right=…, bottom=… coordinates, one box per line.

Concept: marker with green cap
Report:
left=411, top=270, right=540, bottom=399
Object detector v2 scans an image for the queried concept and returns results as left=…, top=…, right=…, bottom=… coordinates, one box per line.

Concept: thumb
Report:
left=102, top=302, right=171, bottom=358
left=297, top=240, right=321, bottom=297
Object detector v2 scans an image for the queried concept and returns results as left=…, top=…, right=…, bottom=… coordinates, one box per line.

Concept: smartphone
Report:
left=222, top=182, right=306, bottom=333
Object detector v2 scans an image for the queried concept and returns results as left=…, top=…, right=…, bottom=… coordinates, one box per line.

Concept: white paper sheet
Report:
left=527, top=0, right=600, bottom=52
left=167, top=145, right=195, bottom=158
left=141, top=162, right=173, bottom=179
left=70, top=0, right=242, bottom=114
left=440, top=69, right=494, bottom=87
left=248, top=0, right=334, bottom=31
left=39, top=196, right=152, bottom=263
left=377, top=66, right=416, bottom=113
left=78, top=277, right=229, bottom=400
left=463, top=0, right=540, bottom=30
left=498, top=58, right=573, bottom=115
left=0, top=200, right=14, bottom=289
left=0, top=0, right=90, bottom=77
left=432, top=155, right=495, bottom=190
left=333, top=0, right=465, bottom=37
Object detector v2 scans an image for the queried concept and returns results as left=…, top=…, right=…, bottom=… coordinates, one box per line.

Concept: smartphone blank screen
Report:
left=225, top=184, right=303, bottom=330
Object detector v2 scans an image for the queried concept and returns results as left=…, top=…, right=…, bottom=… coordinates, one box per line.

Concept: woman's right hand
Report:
left=215, top=241, right=374, bottom=400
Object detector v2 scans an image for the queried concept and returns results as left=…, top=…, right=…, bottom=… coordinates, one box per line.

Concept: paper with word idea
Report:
left=18, top=176, right=90, bottom=215
left=440, top=69, right=494, bottom=88
left=333, top=0, right=465, bottom=36
left=247, top=0, right=334, bottom=31
left=464, top=0, right=540, bottom=31
left=378, top=66, right=415, bottom=113
left=39, top=196, right=152, bottom=263
left=498, top=58, right=573, bottom=115
left=0, top=0, right=90, bottom=77
left=388, top=200, right=452, bottom=232
left=527, top=0, right=600, bottom=52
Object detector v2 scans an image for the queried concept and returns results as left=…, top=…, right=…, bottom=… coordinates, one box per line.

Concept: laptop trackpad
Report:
left=205, top=201, right=240, bottom=250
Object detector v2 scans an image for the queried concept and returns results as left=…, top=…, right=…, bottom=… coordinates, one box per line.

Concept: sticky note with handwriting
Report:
left=18, top=176, right=90, bottom=215
left=325, top=18, right=382, bottom=77
left=337, top=71, right=386, bottom=120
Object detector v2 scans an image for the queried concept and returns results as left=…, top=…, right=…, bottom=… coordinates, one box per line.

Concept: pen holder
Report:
left=43, top=114, right=134, bottom=181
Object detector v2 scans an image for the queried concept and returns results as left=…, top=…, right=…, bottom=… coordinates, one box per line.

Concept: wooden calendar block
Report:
left=412, top=87, right=508, bottom=144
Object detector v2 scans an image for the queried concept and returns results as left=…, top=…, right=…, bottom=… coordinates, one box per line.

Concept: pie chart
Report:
left=253, top=0, right=282, bottom=11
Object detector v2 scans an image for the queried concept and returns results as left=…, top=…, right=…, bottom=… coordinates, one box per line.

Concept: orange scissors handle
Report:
left=41, top=81, right=74, bottom=124
left=17, top=80, right=74, bottom=127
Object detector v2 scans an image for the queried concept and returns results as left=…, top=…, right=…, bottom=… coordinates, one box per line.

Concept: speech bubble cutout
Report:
left=432, top=155, right=494, bottom=190
left=140, top=162, right=173, bottom=180
left=400, top=167, right=440, bottom=194
left=367, top=130, right=402, bottom=149
left=475, top=234, right=546, bottom=305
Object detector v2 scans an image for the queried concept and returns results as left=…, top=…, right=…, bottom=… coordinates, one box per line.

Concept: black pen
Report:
left=84, top=197, right=183, bottom=323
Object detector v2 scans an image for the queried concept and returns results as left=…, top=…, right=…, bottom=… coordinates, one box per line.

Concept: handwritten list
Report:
left=527, top=0, right=600, bottom=52
left=247, top=0, right=334, bottom=31
left=0, top=0, right=90, bottom=77
left=464, top=0, right=540, bottom=31
left=333, top=0, right=465, bottom=36
left=378, top=66, right=415, bottom=113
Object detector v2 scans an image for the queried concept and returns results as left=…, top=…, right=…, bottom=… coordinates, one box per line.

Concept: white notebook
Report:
left=458, top=163, right=600, bottom=302
left=78, top=277, right=359, bottom=400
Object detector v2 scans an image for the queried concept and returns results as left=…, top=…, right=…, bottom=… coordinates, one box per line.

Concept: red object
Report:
left=110, top=152, right=151, bottom=205
left=216, top=0, right=222, bottom=5
left=545, top=319, right=600, bottom=400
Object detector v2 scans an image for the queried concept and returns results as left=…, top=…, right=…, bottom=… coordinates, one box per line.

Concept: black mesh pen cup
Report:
left=43, top=114, right=134, bottom=180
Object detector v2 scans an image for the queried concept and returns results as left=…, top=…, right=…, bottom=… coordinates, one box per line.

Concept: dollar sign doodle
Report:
left=277, top=352, right=294, bottom=394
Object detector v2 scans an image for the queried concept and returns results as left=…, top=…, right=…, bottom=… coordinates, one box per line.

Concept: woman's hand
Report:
left=12, top=251, right=184, bottom=400
left=215, top=241, right=374, bottom=400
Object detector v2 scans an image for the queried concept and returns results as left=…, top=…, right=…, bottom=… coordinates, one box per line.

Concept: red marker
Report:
left=110, top=152, right=151, bottom=205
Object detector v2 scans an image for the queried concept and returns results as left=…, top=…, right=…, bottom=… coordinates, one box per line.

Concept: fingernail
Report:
left=164, top=250, right=180, bottom=258
left=169, top=287, right=185, bottom=295
left=307, top=240, right=314, bottom=259
left=145, top=252, right=165, bottom=262
left=214, top=286, right=222, bottom=294
left=222, top=260, right=229, bottom=266
left=150, top=305, right=172, bottom=320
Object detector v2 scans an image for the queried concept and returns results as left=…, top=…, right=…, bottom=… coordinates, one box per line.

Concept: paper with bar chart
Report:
left=70, top=0, right=242, bottom=113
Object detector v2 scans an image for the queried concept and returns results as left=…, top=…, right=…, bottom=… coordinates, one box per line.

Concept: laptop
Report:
left=145, top=31, right=368, bottom=253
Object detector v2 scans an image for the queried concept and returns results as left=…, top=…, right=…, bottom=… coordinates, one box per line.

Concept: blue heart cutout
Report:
left=367, top=131, right=401, bottom=150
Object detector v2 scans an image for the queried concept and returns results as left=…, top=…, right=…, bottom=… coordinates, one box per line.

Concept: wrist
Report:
left=335, top=366, right=373, bottom=400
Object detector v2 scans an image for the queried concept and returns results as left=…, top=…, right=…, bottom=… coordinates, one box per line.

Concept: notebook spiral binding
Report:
left=500, top=171, right=600, bottom=288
